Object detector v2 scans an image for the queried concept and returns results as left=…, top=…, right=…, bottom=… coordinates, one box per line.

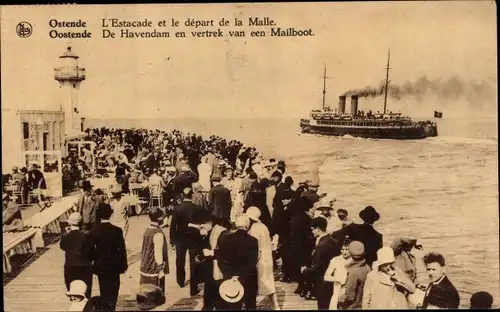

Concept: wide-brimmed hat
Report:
left=136, top=284, right=165, bottom=310
left=67, top=212, right=83, bottom=226
left=376, top=247, right=395, bottom=268
left=110, top=184, right=123, bottom=194
left=359, top=206, right=380, bottom=224
left=246, top=206, right=261, bottom=221
left=211, top=174, right=222, bottom=182
left=65, top=280, right=87, bottom=298
left=219, top=278, right=245, bottom=303
left=315, top=198, right=333, bottom=211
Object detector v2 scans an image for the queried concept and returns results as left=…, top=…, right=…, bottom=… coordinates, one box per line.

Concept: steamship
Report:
left=300, top=51, right=438, bottom=140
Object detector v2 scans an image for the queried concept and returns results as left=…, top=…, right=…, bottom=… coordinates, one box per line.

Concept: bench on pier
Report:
left=24, top=195, right=79, bottom=243
left=3, top=228, right=41, bottom=274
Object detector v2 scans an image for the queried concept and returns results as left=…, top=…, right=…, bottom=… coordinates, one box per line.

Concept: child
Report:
left=66, top=280, right=89, bottom=311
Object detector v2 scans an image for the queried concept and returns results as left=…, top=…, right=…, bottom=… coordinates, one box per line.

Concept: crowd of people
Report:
left=3, top=126, right=495, bottom=311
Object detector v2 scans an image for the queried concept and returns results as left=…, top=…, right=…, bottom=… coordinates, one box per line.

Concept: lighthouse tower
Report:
left=54, top=45, right=86, bottom=137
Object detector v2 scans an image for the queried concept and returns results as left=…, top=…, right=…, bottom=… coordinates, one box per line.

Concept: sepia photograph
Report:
left=1, top=2, right=498, bottom=311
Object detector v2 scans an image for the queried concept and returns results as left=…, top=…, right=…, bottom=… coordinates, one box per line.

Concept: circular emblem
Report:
left=16, top=22, right=33, bottom=38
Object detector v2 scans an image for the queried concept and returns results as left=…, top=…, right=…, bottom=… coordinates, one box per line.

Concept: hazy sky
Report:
left=1, top=2, right=497, bottom=119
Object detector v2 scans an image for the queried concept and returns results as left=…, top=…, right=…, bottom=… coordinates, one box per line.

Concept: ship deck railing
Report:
left=303, top=119, right=435, bottom=129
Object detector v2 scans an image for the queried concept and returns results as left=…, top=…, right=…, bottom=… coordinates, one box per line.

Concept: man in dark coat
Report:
left=76, top=180, right=102, bottom=232
left=207, top=174, right=232, bottom=227
left=60, top=212, right=94, bottom=299
left=88, top=203, right=128, bottom=310
left=300, top=182, right=320, bottom=205
left=421, top=252, right=460, bottom=309
left=28, top=164, right=47, bottom=190
left=331, top=205, right=383, bottom=267
left=192, top=210, right=229, bottom=310
left=332, top=206, right=383, bottom=267
left=216, top=215, right=259, bottom=310
left=290, top=196, right=315, bottom=287
left=170, top=187, right=204, bottom=296
left=301, top=217, right=340, bottom=310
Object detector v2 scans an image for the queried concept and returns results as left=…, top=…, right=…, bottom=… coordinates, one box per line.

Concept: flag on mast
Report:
left=434, top=111, right=443, bottom=118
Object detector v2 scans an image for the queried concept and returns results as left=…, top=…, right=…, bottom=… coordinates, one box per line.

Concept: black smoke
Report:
left=341, top=76, right=495, bottom=104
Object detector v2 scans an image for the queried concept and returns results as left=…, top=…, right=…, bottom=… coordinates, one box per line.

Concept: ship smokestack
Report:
left=350, top=95, right=359, bottom=115
left=338, top=95, right=346, bottom=114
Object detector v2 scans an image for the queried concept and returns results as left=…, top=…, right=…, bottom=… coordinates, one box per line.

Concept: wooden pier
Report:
left=3, top=215, right=316, bottom=311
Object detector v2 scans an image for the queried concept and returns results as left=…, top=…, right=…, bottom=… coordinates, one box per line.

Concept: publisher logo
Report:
left=16, top=22, right=33, bottom=38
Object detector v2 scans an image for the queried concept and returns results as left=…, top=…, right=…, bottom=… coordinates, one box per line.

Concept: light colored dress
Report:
left=110, top=197, right=130, bottom=238
left=249, top=221, right=276, bottom=296
left=324, top=256, right=350, bottom=309
left=197, top=162, right=212, bottom=192
left=230, top=177, right=244, bottom=223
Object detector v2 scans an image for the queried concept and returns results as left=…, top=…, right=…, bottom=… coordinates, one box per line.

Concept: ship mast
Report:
left=383, top=48, right=391, bottom=114
left=320, top=65, right=330, bottom=109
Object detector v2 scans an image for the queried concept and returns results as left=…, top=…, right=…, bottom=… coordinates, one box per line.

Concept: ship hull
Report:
left=300, top=121, right=438, bottom=140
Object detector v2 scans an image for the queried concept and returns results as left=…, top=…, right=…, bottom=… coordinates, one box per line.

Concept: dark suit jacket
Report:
left=332, top=222, right=383, bottom=266
left=60, top=229, right=93, bottom=269
left=208, top=184, right=232, bottom=220
left=272, top=183, right=290, bottom=236
left=216, top=229, right=259, bottom=285
left=170, top=199, right=203, bottom=246
left=422, top=276, right=460, bottom=309
left=306, top=234, right=339, bottom=281
left=88, top=222, right=128, bottom=275
left=289, top=210, right=314, bottom=266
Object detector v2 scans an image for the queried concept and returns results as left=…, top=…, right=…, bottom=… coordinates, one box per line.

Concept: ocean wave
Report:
left=426, top=136, right=498, bottom=146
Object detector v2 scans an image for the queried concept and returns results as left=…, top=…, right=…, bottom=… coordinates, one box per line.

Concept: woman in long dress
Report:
left=246, top=206, right=280, bottom=310
left=324, top=238, right=352, bottom=310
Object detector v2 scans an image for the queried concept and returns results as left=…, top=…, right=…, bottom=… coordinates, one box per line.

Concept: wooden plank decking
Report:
left=3, top=215, right=317, bottom=311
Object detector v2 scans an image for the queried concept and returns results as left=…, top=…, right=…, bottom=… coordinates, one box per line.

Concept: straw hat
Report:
left=110, top=184, right=123, bottom=194
left=246, top=206, right=261, bottom=221
left=376, top=247, right=396, bottom=267
left=67, top=212, right=83, bottom=226
left=315, top=198, right=333, bottom=211
left=136, top=284, right=165, bottom=310
left=65, top=280, right=87, bottom=298
left=235, top=215, right=250, bottom=229
left=219, top=278, right=245, bottom=303
left=211, top=174, right=222, bottom=182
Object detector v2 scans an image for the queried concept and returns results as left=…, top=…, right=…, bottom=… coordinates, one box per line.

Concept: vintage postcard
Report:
left=1, top=2, right=498, bottom=311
